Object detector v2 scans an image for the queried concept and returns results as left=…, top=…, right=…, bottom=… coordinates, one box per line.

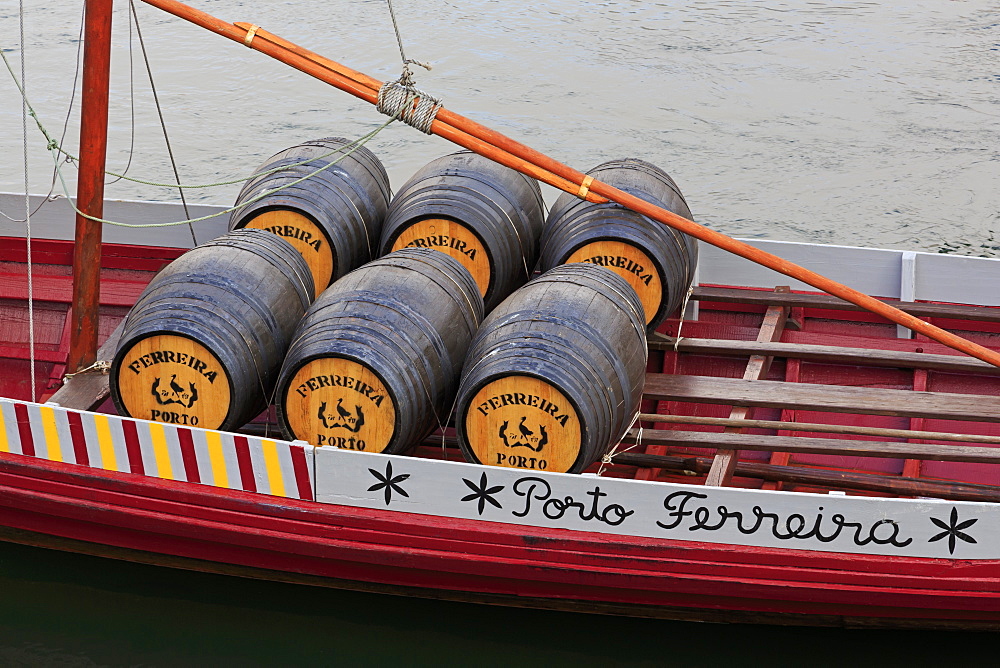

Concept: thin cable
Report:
left=383, top=0, right=432, bottom=78
left=384, top=0, right=409, bottom=67
left=107, top=2, right=137, bottom=184
left=0, top=52, right=393, bottom=228
left=58, top=4, right=86, bottom=161
left=0, top=3, right=82, bottom=225
left=54, top=119, right=394, bottom=228
left=130, top=0, right=196, bottom=245
left=19, top=0, right=36, bottom=402
left=2, top=49, right=378, bottom=194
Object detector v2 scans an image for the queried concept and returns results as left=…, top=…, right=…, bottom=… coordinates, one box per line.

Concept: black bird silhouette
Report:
left=168, top=374, right=184, bottom=396
left=336, top=398, right=352, bottom=420
left=518, top=416, right=534, bottom=438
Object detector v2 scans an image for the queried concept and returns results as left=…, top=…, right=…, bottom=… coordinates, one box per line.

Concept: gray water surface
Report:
left=2, top=1, right=998, bottom=252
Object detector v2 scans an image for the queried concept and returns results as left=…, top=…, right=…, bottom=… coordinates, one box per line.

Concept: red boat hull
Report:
left=1, top=450, right=997, bottom=630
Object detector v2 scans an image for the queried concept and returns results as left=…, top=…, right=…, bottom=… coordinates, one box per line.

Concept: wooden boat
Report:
left=2, top=0, right=999, bottom=631
left=3, top=195, right=1000, bottom=629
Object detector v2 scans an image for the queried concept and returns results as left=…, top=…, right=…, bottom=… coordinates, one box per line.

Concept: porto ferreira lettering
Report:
left=243, top=210, right=332, bottom=297
left=282, top=357, right=396, bottom=452
left=566, top=240, right=662, bottom=325
left=463, top=376, right=582, bottom=473
left=391, top=218, right=490, bottom=297
left=115, top=334, right=231, bottom=429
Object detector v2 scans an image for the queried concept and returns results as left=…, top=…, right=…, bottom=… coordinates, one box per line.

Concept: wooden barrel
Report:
left=454, top=263, right=647, bottom=474
left=110, top=229, right=314, bottom=432
left=229, top=137, right=391, bottom=297
left=539, top=158, right=698, bottom=331
left=378, top=151, right=545, bottom=311
left=276, top=247, right=484, bottom=453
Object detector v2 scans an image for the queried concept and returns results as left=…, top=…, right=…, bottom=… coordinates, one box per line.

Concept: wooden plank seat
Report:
left=611, top=451, right=1000, bottom=503
left=622, top=428, right=1000, bottom=464
left=693, top=285, right=1000, bottom=324
left=0, top=272, right=146, bottom=307
left=642, top=373, right=1000, bottom=423
left=648, top=336, right=1000, bottom=375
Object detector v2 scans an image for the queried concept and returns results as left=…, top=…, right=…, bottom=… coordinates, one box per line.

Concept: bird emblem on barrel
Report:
left=497, top=417, right=548, bottom=453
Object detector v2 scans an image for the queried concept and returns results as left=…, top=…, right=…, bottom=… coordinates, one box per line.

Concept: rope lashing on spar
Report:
left=376, top=73, right=443, bottom=135
left=377, top=0, right=442, bottom=134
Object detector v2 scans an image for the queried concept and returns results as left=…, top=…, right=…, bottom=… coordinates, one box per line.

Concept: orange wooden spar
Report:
left=141, top=0, right=1000, bottom=369
left=139, top=1, right=582, bottom=196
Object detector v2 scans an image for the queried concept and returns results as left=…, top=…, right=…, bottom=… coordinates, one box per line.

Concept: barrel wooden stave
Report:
left=277, top=247, right=483, bottom=453
left=111, top=229, right=314, bottom=432
left=230, top=138, right=390, bottom=295
left=456, top=263, right=647, bottom=474
left=540, top=158, right=698, bottom=330
left=379, top=151, right=545, bottom=311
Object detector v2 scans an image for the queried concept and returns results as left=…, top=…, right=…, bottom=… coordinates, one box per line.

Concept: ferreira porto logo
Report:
left=465, top=377, right=582, bottom=473
left=151, top=374, right=199, bottom=409
left=285, top=359, right=396, bottom=452
left=117, top=338, right=229, bottom=429
left=498, top=417, right=548, bottom=452
left=318, top=399, right=366, bottom=433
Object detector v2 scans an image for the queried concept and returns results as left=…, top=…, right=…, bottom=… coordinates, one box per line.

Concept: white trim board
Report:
left=0, top=193, right=229, bottom=249
left=697, top=238, right=1000, bottom=307
left=5, top=192, right=999, bottom=308
left=315, top=447, right=999, bottom=560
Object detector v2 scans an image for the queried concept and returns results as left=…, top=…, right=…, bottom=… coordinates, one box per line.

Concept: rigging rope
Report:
left=106, top=3, right=137, bottom=185
left=53, top=119, right=394, bottom=228
left=1, top=47, right=388, bottom=192
left=129, top=0, right=196, bottom=244
left=377, top=0, right=442, bottom=134
left=0, top=46, right=395, bottom=228
left=1, top=5, right=83, bottom=226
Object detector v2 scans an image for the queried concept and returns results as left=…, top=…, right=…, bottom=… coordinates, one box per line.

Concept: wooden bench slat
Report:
left=648, top=336, right=1000, bottom=375
left=694, top=286, right=1000, bottom=324
left=0, top=272, right=146, bottom=307
left=611, top=452, right=1000, bottom=503
left=626, top=428, right=1000, bottom=464
left=642, top=373, right=1000, bottom=423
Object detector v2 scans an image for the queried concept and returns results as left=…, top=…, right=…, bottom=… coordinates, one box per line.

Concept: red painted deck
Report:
left=0, top=238, right=182, bottom=402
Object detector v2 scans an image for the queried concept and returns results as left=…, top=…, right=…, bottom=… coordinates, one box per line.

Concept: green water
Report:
left=0, top=541, right=993, bottom=667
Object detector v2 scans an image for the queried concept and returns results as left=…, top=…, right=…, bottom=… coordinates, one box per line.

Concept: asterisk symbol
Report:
left=461, top=472, right=504, bottom=515
left=928, top=506, right=978, bottom=555
left=367, top=461, right=410, bottom=506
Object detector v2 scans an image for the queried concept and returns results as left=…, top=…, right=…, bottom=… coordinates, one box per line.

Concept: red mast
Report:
left=68, top=0, right=113, bottom=372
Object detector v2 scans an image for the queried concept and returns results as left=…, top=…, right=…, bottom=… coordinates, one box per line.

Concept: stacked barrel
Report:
left=276, top=248, right=483, bottom=453
left=112, top=135, right=389, bottom=431
left=454, top=264, right=647, bottom=473
left=539, top=158, right=698, bottom=331
left=110, top=229, right=314, bottom=431
left=229, top=137, right=391, bottom=297
left=109, top=143, right=698, bottom=475
left=379, top=151, right=545, bottom=311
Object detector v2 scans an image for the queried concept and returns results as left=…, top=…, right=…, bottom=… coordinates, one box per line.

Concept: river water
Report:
left=2, top=1, right=999, bottom=253
left=0, top=540, right=997, bottom=667
left=2, top=2, right=1000, bottom=663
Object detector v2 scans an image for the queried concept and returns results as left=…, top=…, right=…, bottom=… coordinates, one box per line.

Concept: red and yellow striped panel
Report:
left=0, top=399, right=313, bottom=500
